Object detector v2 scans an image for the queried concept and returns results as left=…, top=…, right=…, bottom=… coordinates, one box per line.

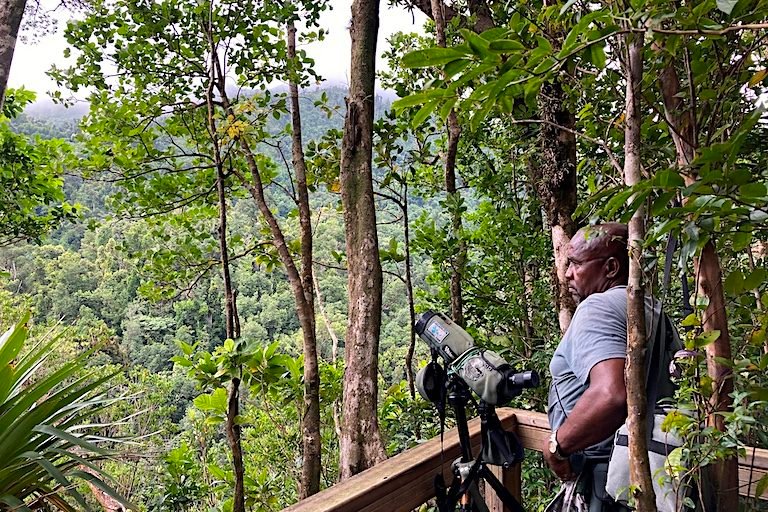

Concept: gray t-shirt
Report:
left=547, top=286, right=669, bottom=458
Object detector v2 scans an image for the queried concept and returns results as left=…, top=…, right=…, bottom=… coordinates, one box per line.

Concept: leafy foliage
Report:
left=0, top=314, right=130, bottom=511
left=0, top=88, right=78, bottom=246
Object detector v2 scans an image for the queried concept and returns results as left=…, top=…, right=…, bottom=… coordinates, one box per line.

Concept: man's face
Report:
left=564, top=233, right=611, bottom=303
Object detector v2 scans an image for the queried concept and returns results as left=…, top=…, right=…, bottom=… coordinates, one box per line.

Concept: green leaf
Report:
left=392, top=90, right=444, bottom=111
left=739, top=183, right=767, bottom=198
left=586, top=44, right=606, bottom=68
left=696, top=330, right=721, bottom=347
left=461, top=29, right=491, bottom=57
left=655, top=169, right=685, bottom=188
left=193, top=387, right=228, bottom=414
left=488, top=40, right=525, bottom=52
left=411, top=100, right=439, bottom=128
left=755, top=473, right=768, bottom=499
left=681, top=314, right=700, bottom=327
left=651, top=191, right=676, bottom=215
left=724, top=270, right=744, bottom=295
left=744, top=268, right=767, bottom=291
left=170, top=356, right=193, bottom=367
left=443, top=58, right=471, bottom=79
left=401, top=47, right=469, bottom=69
left=732, top=231, right=752, bottom=251
left=716, top=0, right=738, bottom=14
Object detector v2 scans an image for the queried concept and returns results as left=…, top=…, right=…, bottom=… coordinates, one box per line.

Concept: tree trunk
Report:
left=210, top=23, right=323, bottom=498
left=402, top=181, right=417, bottom=397
left=338, top=0, right=387, bottom=479
left=658, top=49, right=738, bottom=512
left=534, top=80, right=578, bottom=334
left=205, top=35, right=245, bottom=512
left=0, top=0, right=25, bottom=111
left=287, top=17, right=322, bottom=498
left=430, top=0, right=465, bottom=326
left=622, top=32, right=656, bottom=512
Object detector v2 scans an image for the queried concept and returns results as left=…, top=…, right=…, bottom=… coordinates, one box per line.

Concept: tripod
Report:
left=435, top=376, right=526, bottom=512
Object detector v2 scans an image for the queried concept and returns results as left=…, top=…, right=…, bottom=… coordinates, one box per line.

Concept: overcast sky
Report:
left=9, top=0, right=427, bottom=98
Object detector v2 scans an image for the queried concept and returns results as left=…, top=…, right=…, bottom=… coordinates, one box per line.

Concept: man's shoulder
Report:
left=578, top=286, right=627, bottom=311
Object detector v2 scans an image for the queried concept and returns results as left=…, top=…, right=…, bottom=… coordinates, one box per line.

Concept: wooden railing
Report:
left=282, top=409, right=768, bottom=512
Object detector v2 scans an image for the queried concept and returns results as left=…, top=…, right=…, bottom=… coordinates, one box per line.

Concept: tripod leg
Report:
left=479, top=465, right=525, bottom=512
left=467, top=482, right=489, bottom=512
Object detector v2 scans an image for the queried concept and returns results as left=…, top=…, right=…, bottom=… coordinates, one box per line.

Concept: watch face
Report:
left=548, top=435, right=557, bottom=454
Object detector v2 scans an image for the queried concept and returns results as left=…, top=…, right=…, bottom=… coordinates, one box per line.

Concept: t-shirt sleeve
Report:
left=565, top=294, right=627, bottom=385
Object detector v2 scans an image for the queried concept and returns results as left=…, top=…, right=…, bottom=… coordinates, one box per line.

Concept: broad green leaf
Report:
left=739, top=183, right=767, bottom=198
left=732, top=231, right=752, bottom=251
left=655, top=169, right=685, bottom=188
left=488, top=40, right=525, bottom=52
left=680, top=314, right=700, bottom=327
left=724, top=270, right=744, bottom=295
left=461, top=29, right=492, bottom=57
left=744, top=268, right=768, bottom=291
left=696, top=330, right=721, bottom=347
left=755, top=474, right=768, bottom=499
left=193, top=387, right=228, bottom=414
left=716, top=0, right=738, bottom=14
left=586, top=44, right=606, bottom=68
left=401, top=47, right=469, bottom=69
left=443, top=59, right=471, bottom=79
left=392, top=90, right=445, bottom=111
left=411, top=100, right=439, bottom=128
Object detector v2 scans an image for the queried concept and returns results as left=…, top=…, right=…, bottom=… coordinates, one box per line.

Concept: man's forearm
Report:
left=555, top=385, right=626, bottom=454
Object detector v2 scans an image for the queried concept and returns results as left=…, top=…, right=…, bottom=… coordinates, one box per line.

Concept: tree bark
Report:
left=406, top=0, right=493, bottom=32
left=430, top=0, right=465, bottom=326
left=338, top=0, right=387, bottom=479
left=0, top=0, right=25, bottom=111
left=205, top=30, right=245, bottom=512
left=287, top=17, right=322, bottom=498
left=210, top=19, right=323, bottom=498
left=622, top=32, right=656, bottom=512
left=658, top=48, right=738, bottom=512
left=402, top=181, right=417, bottom=397
left=534, top=80, right=578, bottom=334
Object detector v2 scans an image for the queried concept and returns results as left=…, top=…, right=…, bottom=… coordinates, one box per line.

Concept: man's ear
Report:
left=605, top=257, right=620, bottom=278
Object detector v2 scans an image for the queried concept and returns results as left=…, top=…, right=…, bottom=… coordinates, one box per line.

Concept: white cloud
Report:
left=8, top=0, right=426, bottom=99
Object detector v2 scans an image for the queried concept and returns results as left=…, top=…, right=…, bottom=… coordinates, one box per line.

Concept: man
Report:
left=542, top=223, right=677, bottom=511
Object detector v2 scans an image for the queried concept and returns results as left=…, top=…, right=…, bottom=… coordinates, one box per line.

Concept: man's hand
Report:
left=541, top=437, right=576, bottom=481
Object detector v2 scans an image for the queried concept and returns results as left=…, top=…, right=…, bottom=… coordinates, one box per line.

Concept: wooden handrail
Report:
left=282, top=408, right=768, bottom=512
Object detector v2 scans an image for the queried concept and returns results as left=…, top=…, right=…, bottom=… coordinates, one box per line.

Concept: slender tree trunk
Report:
left=287, top=17, right=322, bottom=498
left=313, top=269, right=343, bottom=439
left=210, top=23, right=323, bottom=498
left=622, top=32, right=656, bottom=512
left=205, top=27, right=245, bottom=512
left=313, top=270, right=340, bottom=360
left=658, top=50, right=738, bottom=512
left=338, top=0, right=386, bottom=479
left=402, top=181, right=417, bottom=397
left=430, top=0, right=465, bottom=326
left=0, top=0, right=25, bottom=110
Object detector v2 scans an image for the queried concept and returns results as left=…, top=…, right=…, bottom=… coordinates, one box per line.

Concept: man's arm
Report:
left=542, top=358, right=626, bottom=479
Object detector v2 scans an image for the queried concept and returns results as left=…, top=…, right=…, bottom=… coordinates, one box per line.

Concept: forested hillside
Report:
left=1, top=87, right=464, bottom=508
left=0, top=0, right=767, bottom=511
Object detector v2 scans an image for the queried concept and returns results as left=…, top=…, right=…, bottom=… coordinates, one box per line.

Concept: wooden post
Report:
left=486, top=464, right=522, bottom=512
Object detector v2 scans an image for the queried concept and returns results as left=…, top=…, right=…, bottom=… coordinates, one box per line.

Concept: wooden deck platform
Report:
left=282, top=408, right=768, bottom=512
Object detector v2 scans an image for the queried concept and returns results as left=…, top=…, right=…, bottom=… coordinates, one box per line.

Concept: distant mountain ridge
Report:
left=20, top=83, right=398, bottom=122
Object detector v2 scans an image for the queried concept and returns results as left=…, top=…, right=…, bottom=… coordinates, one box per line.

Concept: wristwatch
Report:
left=548, top=430, right=569, bottom=461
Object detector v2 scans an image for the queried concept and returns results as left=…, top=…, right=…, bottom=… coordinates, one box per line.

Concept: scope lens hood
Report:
left=416, top=361, right=446, bottom=404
